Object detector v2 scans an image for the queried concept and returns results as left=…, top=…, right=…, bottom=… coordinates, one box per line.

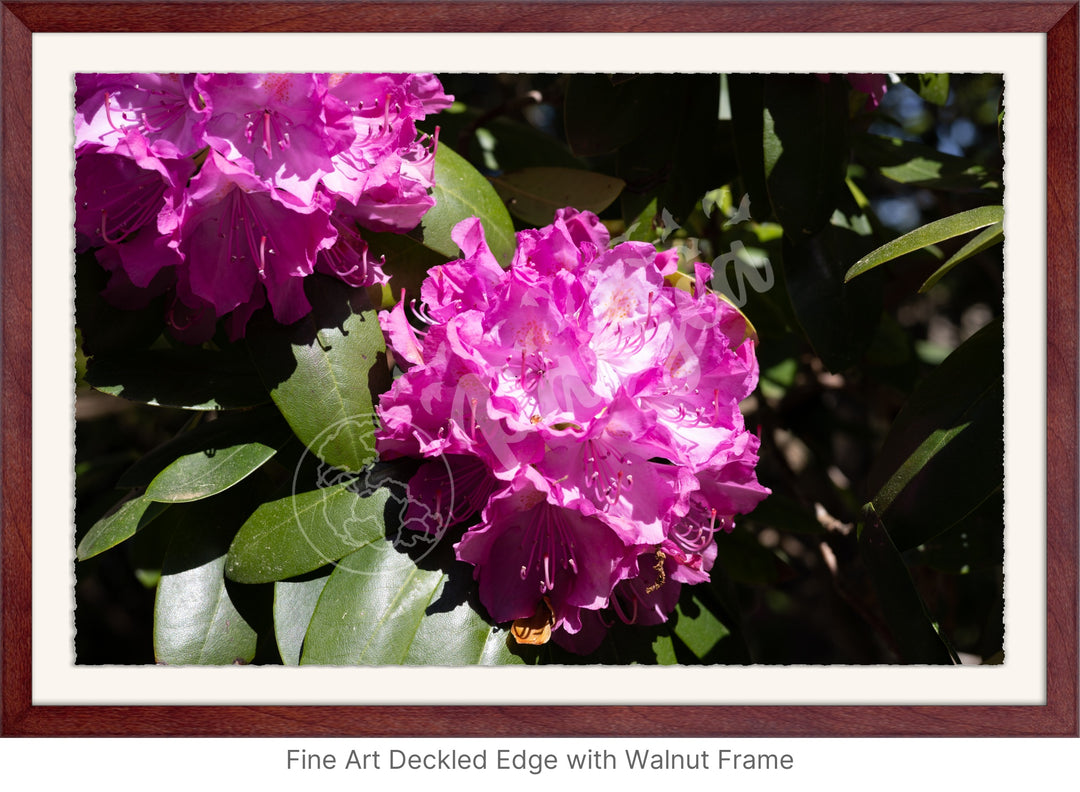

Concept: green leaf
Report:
left=145, top=440, right=280, bottom=504
left=867, top=320, right=1003, bottom=551
left=153, top=499, right=260, bottom=665
left=117, top=406, right=287, bottom=489
left=854, top=134, right=998, bottom=192
left=139, top=409, right=291, bottom=503
left=225, top=482, right=394, bottom=584
left=919, top=221, right=1004, bottom=292
left=76, top=493, right=169, bottom=561
left=761, top=74, right=850, bottom=239
left=903, top=73, right=950, bottom=106
left=85, top=347, right=269, bottom=410
left=844, top=205, right=1004, bottom=282
left=491, top=167, right=625, bottom=226
left=673, top=594, right=732, bottom=659
left=858, top=504, right=958, bottom=664
left=300, top=542, right=524, bottom=665
left=274, top=571, right=331, bottom=666
left=247, top=276, right=389, bottom=474
left=417, top=143, right=516, bottom=266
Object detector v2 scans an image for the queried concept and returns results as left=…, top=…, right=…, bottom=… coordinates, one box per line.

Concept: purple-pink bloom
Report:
left=846, top=73, right=889, bottom=108
left=376, top=208, right=770, bottom=651
left=816, top=73, right=890, bottom=110
left=74, top=72, right=451, bottom=342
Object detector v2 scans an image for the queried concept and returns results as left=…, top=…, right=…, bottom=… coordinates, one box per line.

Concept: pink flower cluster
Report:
left=376, top=209, right=770, bottom=652
left=74, top=73, right=451, bottom=341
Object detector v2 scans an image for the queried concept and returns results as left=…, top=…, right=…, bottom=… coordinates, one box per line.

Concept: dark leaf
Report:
left=857, top=505, right=958, bottom=664
left=866, top=320, right=1004, bottom=551
left=854, top=133, right=998, bottom=192
left=784, top=203, right=883, bottom=372
left=761, top=74, right=850, bottom=239
left=85, top=347, right=269, bottom=411
left=563, top=74, right=649, bottom=157
left=491, top=167, right=624, bottom=226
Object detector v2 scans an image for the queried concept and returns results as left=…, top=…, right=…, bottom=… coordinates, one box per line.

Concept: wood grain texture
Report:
left=2, top=1, right=1075, bottom=33
left=1, top=0, right=1076, bottom=737
left=1, top=0, right=33, bottom=739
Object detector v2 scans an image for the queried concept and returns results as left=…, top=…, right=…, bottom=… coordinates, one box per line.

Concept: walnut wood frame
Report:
left=2, top=1, right=1076, bottom=737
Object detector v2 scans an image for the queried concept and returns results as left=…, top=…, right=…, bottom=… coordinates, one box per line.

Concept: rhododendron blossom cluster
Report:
left=376, top=209, right=770, bottom=652
left=74, top=72, right=451, bottom=341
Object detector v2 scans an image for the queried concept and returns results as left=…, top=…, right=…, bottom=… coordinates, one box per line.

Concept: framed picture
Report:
left=2, top=1, right=1076, bottom=737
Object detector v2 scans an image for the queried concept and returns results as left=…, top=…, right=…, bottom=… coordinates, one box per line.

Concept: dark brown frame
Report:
left=2, top=1, right=1076, bottom=737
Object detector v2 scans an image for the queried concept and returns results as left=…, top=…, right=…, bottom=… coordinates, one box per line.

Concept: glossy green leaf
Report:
left=919, top=221, right=1004, bottom=292
left=858, top=504, right=958, bottom=664
left=417, top=143, right=516, bottom=266
left=844, top=205, right=1004, bottom=282
left=274, top=571, right=331, bottom=666
left=867, top=320, right=1003, bottom=551
left=247, top=276, right=389, bottom=474
left=144, top=441, right=280, bottom=504
left=491, top=167, right=625, bottom=226
left=117, top=407, right=287, bottom=489
left=903, top=73, right=950, bottom=105
left=140, top=409, right=290, bottom=503
left=761, top=74, right=849, bottom=239
left=300, top=543, right=524, bottom=665
left=85, top=347, right=269, bottom=410
left=225, top=483, right=393, bottom=584
left=76, top=493, right=169, bottom=561
left=153, top=501, right=259, bottom=665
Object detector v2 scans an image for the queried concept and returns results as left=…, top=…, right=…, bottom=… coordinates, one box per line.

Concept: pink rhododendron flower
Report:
left=817, top=73, right=890, bottom=109
left=376, top=208, right=770, bottom=652
left=74, top=72, right=451, bottom=342
left=846, top=73, right=889, bottom=108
